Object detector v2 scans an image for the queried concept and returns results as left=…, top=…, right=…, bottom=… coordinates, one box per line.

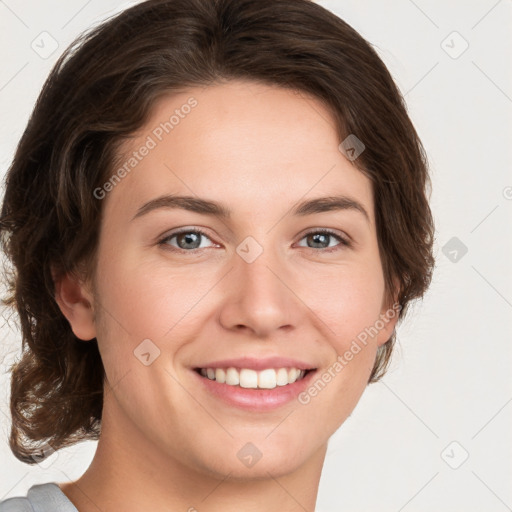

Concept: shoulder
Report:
left=0, top=496, right=33, bottom=512
left=0, top=483, right=77, bottom=512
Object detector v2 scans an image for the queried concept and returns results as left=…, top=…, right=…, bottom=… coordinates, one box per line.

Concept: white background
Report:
left=0, top=1, right=511, bottom=510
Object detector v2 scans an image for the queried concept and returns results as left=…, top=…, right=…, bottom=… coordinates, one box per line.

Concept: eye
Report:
left=158, top=227, right=351, bottom=253
left=158, top=228, right=216, bottom=251
left=296, top=229, right=351, bottom=252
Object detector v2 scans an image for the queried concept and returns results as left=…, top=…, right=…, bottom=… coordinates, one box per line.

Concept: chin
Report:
left=202, top=453, right=308, bottom=481
left=189, top=434, right=318, bottom=481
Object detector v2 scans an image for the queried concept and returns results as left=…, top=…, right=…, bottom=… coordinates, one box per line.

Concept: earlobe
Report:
left=377, top=278, right=401, bottom=346
left=376, top=320, right=397, bottom=347
left=52, top=268, right=97, bottom=341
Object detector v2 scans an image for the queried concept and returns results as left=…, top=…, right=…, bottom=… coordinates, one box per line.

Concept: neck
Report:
left=60, top=392, right=327, bottom=511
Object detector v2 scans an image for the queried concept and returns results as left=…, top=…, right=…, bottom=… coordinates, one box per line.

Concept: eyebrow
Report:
left=132, top=194, right=370, bottom=223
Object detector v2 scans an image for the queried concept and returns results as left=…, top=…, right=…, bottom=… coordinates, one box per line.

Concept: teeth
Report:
left=240, top=369, right=258, bottom=388
left=199, top=367, right=308, bottom=389
left=226, top=367, right=239, bottom=386
left=215, top=368, right=226, bottom=383
left=288, top=368, right=299, bottom=384
left=276, top=368, right=289, bottom=386
left=258, top=369, right=276, bottom=389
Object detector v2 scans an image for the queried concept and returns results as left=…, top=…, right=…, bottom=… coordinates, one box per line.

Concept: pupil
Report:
left=179, top=232, right=200, bottom=249
left=177, top=232, right=330, bottom=250
left=310, top=233, right=327, bottom=248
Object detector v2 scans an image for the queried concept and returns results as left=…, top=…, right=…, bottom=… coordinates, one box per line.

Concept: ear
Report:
left=52, top=267, right=97, bottom=341
left=376, top=276, right=401, bottom=347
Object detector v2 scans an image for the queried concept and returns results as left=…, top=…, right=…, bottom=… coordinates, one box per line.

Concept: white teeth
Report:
left=225, top=367, right=240, bottom=386
left=288, top=368, right=298, bottom=384
left=215, top=368, right=226, bottom=384
left=258, top=369, right=277, bottom=389
left=199, top=366, right=308, bottom=388
left=240, top=369, right=258, bottom=389
left=276, top=368, right=289, bottom=386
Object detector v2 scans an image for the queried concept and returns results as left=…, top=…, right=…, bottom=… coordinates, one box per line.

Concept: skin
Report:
left=54, top=80, right=398, bottom=512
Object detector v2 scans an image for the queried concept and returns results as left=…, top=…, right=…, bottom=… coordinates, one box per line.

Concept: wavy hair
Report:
left=0, top=0, right=435, bottom=463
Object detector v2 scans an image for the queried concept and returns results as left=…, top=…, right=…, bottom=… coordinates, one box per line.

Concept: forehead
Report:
left=104, top=80, right=374, bottom=224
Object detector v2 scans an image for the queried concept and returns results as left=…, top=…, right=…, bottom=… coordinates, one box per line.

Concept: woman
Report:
left=0, top=0, right=434, bottom=510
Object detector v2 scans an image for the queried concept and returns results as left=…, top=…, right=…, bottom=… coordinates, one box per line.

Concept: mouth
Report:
left=190, top=356, right=319, bottom=410
left=193, top=366, right=316, bottom=390
left=192, top=365, right=318, bottom=411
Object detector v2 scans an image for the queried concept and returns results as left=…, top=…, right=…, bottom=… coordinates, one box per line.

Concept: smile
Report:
left=196, top=367, right=313, bottom=389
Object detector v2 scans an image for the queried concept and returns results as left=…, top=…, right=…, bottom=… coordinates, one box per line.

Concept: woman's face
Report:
left=75, top=80, right=397, bottom=479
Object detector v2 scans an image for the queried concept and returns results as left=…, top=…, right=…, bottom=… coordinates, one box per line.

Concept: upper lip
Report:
left=193, top=356, right=317, bottom=371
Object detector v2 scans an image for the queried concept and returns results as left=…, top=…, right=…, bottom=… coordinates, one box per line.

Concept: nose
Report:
left=217, top=240, right=303, bottom=338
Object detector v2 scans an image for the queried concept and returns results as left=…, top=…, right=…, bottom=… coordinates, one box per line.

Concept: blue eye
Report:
left=158, top=228, right=351, bottom=253
left=297, top=230, right=351, bottom=252
left=159, top=228, right=214, bottom=251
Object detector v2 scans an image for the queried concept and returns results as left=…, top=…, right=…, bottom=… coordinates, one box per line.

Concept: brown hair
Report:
left=0, top=0, right=434, bottom=464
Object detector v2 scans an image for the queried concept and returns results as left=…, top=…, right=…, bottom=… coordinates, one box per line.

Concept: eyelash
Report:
left=158, top=228, right=351, bottom=254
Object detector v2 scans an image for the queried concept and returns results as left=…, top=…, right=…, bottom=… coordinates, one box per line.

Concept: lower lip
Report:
left=192, top=369, right=317, bottom=412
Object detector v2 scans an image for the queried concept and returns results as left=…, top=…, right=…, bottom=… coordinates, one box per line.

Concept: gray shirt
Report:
left=0, top=483, right=77, bottom=512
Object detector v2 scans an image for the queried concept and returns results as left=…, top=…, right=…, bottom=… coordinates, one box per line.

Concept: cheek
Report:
left=93, top=229, right=386, bottom=370
left=304, top=259, right=386, bottom=346
left=95, top=247, right=213, bottom=342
